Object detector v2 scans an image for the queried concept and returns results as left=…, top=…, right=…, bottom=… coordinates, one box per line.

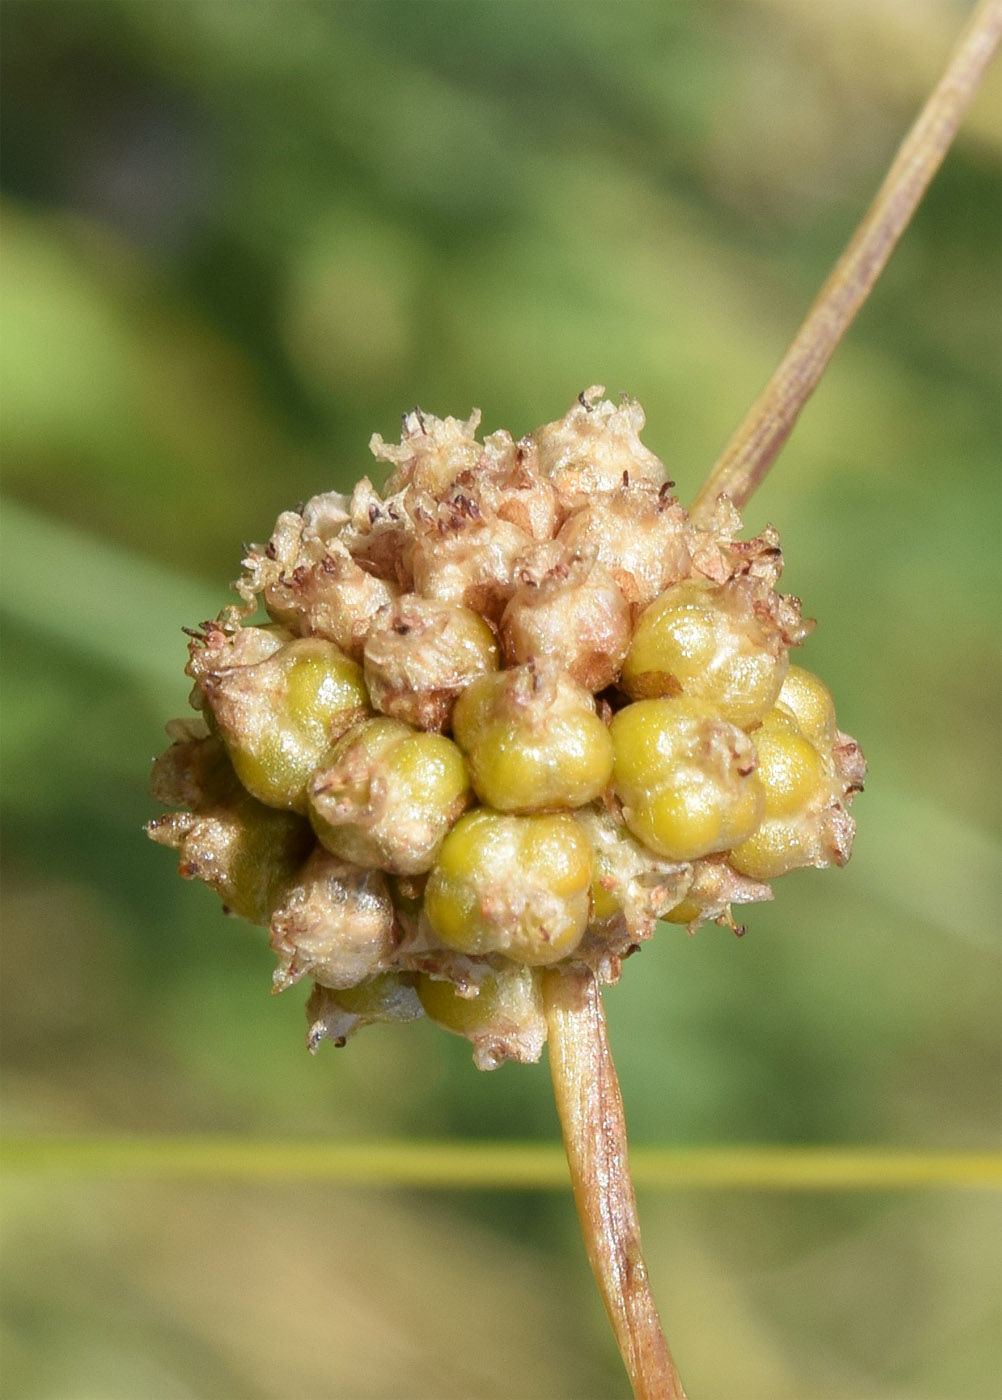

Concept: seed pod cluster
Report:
left=148, top=387, right=864, bottom=1069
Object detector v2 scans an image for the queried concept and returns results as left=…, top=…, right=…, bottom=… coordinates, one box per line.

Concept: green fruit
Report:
left=205, top=637, right=370, bottom=811
left=611, top=697, right=764, bottom=861
left=452, top=664, right=613, bottom=812
left=309, top=717, right=470, bottom=874
left=775, top=665, right=838, bottom=748
left=146, top=736, right=313, bottom=925
left=423, top=809, right=593, bottom=965
left=621, top=579, right=787, bottom=727
left=330, top=973, right=423, bottom=1023
left=729, top=703, right=832, bottom=879
left=416, top=964, right=546, bottom=1068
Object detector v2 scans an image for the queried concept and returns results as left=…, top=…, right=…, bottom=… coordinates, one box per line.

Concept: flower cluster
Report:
left=148, top=389, right=864, bottom=1069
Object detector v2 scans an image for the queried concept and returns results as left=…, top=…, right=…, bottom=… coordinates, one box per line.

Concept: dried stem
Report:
left=691, top=0, right=1002, bottom=524
left=543, top=966, right=687, bottom=1400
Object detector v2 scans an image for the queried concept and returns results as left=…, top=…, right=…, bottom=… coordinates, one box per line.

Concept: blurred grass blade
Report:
left=854, top=786, right=1002, bottom=953
left=2, top=1138, right=999, bottom=1190
left=0, top=495, right=223, bottom=693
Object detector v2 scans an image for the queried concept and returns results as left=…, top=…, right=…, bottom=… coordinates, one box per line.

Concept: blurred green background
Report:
left=1, top=2, right=999, bottom=1397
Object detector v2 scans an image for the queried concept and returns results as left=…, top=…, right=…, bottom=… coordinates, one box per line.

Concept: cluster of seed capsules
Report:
left=148, top=389, right=865, bottom=1069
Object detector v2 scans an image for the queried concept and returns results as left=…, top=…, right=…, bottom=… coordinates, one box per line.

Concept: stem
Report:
left=543, top=966, right=687, bottom=1400
left=690, top=0, right=1002, bottom=525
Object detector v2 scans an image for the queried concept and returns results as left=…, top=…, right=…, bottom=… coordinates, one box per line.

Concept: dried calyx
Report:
left=148, top=387, right=864, bottom=1070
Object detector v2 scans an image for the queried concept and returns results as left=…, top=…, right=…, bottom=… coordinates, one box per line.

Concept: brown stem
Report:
left=543, top=966, right=687, bottom=1400
left=690, top=0, right=1002, bottom=525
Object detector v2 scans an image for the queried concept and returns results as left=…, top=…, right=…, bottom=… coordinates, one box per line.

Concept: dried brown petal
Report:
left=270, top=848, right=398, bottom=990
left=533, top=388, right=669, bottom=507
left=833, top=731, right=868, bottom=793
left=664, top=855, right=773, bottom=933
left=557, top=482, right=691, bottom=608
left=363, top=595, right=499, bottom=731
left=149, top=730, right=234, bottom=809
left=454, top=430, right=563, bottom=541
left=243, top=526, right=396, bottom=661
left=186, top=620, right=290, bottom=693
left=411, top=505, right=533, bottom=625
left=371, top=407, right=483, bottom=497
left=340, top=478, right=415, bottom=588
left=501, top=551, right=632, bottom=692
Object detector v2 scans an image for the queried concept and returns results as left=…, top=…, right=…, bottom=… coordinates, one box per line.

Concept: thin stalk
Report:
left=691, top=0, right=1002, bottom=524
left=543, top=966, right=687, bottom=1400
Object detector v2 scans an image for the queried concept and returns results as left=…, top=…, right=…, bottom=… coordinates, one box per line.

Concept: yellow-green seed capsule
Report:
left=621, top=578, right=788, bottom=727
left=201, top=636, right=370, bottom=812
left=306, top=974, right=423, bottom=1052
left=663, top=895, right=702, bottom=927
left=753, top=706, right=828, bottom=819
left=309, top=717, right=471, bottom=875
left=326, top=972, right=423, bottom=1022
left=776, top=665, right=838, bottom=749
left=423, top=809, right=593, bottom=965
left=729, top=703, right=834, bottom=879
left=728, top=821, right=803, bottom=881
left=451, top=663, right=614, bottom=812
left=611, top=697, right=764, bottom=861
left=416, top=964, right=547, bottom=1068
left=146, top=737, right=314, bottom=926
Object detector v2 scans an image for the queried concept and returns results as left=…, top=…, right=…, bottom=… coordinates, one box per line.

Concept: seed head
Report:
left=148, top=389, right=864, bottom=1067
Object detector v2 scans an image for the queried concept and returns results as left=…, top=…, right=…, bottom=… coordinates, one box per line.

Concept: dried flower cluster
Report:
left=148, top=388, right=864, bottom=1069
